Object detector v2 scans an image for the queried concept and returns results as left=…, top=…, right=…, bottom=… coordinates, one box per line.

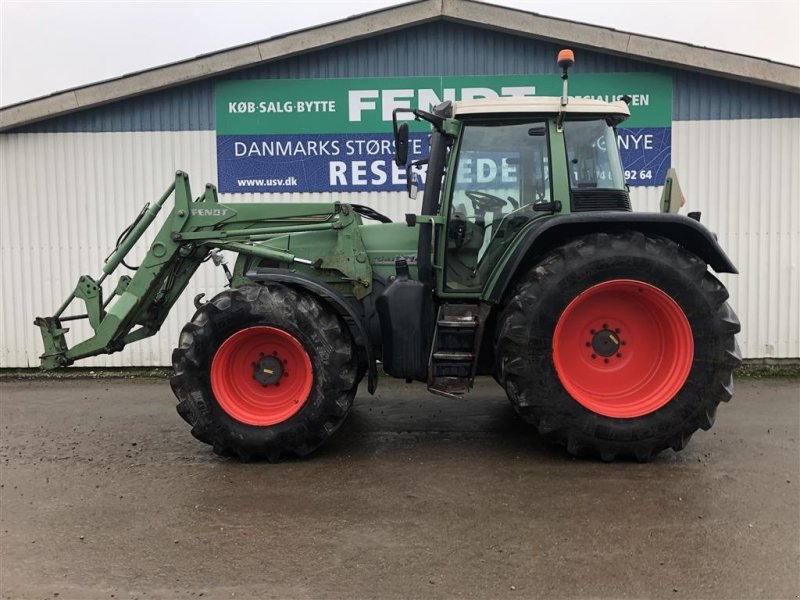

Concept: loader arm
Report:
left=35, top=171, right=371, bottom=369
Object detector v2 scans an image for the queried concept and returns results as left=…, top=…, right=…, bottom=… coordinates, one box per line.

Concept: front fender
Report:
left=485, top=212, right=737, bottom=304
left=245, top=268, right=377, bottom=394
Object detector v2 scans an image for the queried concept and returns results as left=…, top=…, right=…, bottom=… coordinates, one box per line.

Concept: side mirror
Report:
left=395, top=122, right=409, bottom=167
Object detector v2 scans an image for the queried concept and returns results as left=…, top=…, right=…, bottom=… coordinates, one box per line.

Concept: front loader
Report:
left=36, top=50, right=741, bottom=462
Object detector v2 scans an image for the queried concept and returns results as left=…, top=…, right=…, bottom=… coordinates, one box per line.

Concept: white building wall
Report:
left=1, top=117, right=798, bottom=367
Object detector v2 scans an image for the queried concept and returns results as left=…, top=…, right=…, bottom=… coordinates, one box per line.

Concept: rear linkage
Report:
left=35, top=171, right=371, bottom=369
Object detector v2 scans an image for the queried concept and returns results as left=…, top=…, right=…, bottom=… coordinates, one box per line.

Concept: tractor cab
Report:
left=393, top=75, right=632, bottom=298
left=438, top=97, right=631, bottom=292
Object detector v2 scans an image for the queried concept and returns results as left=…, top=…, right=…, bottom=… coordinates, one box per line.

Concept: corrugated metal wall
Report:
left=672, top=118, right=800, bottom=359
left=1, top=116, right=798, bottom=366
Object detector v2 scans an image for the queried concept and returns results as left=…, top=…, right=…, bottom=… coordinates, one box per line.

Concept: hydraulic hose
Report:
left=102, top=180, right=176, bottom=275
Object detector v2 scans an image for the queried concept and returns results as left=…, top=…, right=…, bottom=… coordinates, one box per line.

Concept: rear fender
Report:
left=486, top=213, right=737, bottom=304
left=245, top=268, right=377, bottom=394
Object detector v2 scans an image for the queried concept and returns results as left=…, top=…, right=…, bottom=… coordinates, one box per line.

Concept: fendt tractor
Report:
left=36, top=51, right=741, bottom=462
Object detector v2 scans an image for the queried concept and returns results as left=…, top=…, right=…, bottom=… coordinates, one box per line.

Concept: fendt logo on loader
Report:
left=190, top=208, right=229, bottom=217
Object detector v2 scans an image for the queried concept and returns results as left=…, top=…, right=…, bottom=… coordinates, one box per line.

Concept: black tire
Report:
left=495, top=231, right=741, bottom=461
left=170, top=284, right=358, bottom=461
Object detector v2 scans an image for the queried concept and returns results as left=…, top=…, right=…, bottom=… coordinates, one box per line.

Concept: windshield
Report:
left=445, top=119, right=551, bottom=291
left=563, top=120, right=625, bottom=190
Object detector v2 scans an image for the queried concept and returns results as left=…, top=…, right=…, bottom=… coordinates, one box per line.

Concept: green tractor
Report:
left=36, top=51, right=741, bottom=461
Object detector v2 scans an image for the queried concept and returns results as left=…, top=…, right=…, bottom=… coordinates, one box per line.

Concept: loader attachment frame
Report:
left=35, top=171, right=371, bottom=369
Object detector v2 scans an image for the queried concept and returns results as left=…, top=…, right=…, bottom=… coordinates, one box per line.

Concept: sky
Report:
left=1, top=0, right=798, bottom=107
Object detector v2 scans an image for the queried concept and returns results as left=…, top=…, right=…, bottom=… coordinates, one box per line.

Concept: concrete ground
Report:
left=0, top=377, right=798, bottom=600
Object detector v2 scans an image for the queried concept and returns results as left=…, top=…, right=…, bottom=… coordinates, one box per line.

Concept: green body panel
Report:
left=359, top=222, right=420, bottom=280
left=234, top=221, right=422, bottom=294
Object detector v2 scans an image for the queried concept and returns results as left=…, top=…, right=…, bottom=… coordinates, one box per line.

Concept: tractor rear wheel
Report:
left=170, top=284, right=358, bottom=461
left=495, top=231, right=741, bottom=461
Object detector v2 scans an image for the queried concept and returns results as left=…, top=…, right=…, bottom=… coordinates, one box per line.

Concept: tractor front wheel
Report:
left=495, top=231, right=741, bottom=461
left=170, top=284, right=358, bottom=461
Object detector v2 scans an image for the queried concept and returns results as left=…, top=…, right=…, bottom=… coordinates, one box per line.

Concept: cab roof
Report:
left=452, top=96, right=631, bottom=123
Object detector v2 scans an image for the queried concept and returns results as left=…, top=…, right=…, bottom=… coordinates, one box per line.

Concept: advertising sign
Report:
left=216, top=73, right=672, bottom=193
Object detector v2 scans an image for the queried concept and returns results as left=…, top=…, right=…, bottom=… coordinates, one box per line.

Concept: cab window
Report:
left=445, top=120, right=551, bottom=291
left=563, top=119, right=625, bottom=190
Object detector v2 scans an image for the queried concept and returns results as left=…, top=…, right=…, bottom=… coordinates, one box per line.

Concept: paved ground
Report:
left=0, top=377, right=798, bottom=600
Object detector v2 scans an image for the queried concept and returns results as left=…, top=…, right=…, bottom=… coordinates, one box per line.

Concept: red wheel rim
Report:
left=211, top=326, right=313, bottom=426
left=552, top=280, right=693, bottom=418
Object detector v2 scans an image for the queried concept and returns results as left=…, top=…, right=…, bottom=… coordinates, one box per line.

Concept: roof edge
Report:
left=2, top=0, right=798, bottom=132
left=445, top=0, right=800, bottom=91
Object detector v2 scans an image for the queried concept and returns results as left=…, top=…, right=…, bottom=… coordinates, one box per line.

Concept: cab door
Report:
left=438, top=118, right=553, bottom=295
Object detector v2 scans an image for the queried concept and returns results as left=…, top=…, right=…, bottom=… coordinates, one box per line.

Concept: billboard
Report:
left=215, top=73, right=672, bottom=193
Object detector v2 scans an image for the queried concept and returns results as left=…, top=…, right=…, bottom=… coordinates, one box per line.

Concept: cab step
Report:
left=428, top=303, right=490, bottom=398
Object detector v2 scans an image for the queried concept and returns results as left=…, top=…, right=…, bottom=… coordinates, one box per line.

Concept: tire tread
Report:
left=495, top=232, right=741, bottom=460
left=170, top=284, right=357, bottom=461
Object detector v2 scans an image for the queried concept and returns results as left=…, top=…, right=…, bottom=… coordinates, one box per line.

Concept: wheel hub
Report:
left=252, top=355, right=283, bottom=386
left=210, top=326, right=313, bottom=426
left=591, top=328, right=622, bottom=358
